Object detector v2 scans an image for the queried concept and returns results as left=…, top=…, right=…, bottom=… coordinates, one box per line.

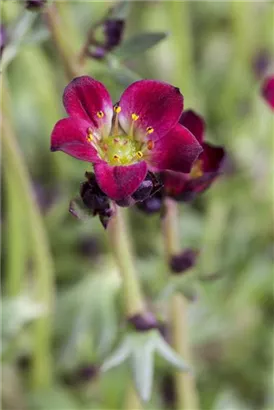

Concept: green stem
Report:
left=1, top=83, right=54, bottom=390
left=4, top=169, right=27, bottom=297
left=167, top=1, right=196, bottom=107
left=108, top=206, right=146, bottom=317
left=124, top=384, right=143, bottom=410
left=44, top=4, right=81, bottom=79
left=163, top=198, right=199, bottom=410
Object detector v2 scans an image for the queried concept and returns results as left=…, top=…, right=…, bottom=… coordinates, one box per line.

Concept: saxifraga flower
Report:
left=51, top=76, right=203, bottom=201
left=163, top=110, right=226, bottom=202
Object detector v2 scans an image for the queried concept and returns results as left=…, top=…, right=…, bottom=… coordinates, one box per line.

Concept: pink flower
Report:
left=261, top=75, right=274, bottom=110
left=163, top=110, right=225, bottom=201
left=51, top=76, right=202, bottom=200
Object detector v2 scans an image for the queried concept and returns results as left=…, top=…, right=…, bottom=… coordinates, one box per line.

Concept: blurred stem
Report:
left=167, top=1, right=196, bottom=107
left=124, top=384, right=142, bottom=410
left=108, top=206, right=146, bottom=317
left=163, top=198, right=199, bottom=410
left=4, top=170, right=27, bottom=297
left=1, top=81, right=54, bottom=390
left=44, top=3, right=81, bottom=79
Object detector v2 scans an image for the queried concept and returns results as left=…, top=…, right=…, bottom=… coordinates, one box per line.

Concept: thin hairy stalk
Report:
left=163, top=198, right=199, bottom=410
left=108, top=205, right=146, bottom=317
left=1, top=82, right=54, bottom=389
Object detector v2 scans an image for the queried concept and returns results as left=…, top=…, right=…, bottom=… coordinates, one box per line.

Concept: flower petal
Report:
left=119, top=80, right=184, bottom=141
left=201, top=142, right=225, bottom=173
left=50, top=117, right=100, bottom=163
left=261, top=75, right=274, bottom=110
left=63, top=76, right=113, bottom=135
left=179, top=110, right=205, bottom=143
left=94, top=161, right=148, bottom=201
left=148, top=124, right=203, bottom=173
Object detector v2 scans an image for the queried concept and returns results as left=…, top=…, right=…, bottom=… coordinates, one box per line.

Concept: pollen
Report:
left=114, top=105, right=121, bottom=113
left=136, top=151, right=143, bottom=159
left=86, top=130, right=93, bottom=142
left=147, top=140, right=154, bottom=150
left=97, top=111, right=104, bottom=118
left=131, top=113, right=139, bottom=121
left=190, top=160, right=203, bottom=179
left=146, top=126, right=154, bottom=134
left=113, top=154, right=120, bottom=161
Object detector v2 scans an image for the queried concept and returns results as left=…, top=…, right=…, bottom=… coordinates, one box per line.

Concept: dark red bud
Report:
left=169, top=248, right=199, bottom=274
left=128, top=312, right=159, bottom=332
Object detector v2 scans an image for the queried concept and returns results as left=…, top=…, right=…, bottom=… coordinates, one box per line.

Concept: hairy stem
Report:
left=1, top=82, right=54, bottom=389
left=108, top=206, right=146, bottom=317
left=163, top=198, right=199, bottom=410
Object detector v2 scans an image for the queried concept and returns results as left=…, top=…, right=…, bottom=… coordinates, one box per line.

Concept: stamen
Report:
left=190, top=160, right=203, bottom=179
left=131, top=113, right=139, bottom=121
left=113, top=154, right=120, bottom=162
left=97, top=111, right=104, bottom=118
left=147, top=140, right=154, bottom=150
left=146, top=126, right=154, bottom=134
left=136, top=151, right=143, bottom=159
left=86, top=128, right=93, bottom=142
left=114, top=104, right=121, bottom=114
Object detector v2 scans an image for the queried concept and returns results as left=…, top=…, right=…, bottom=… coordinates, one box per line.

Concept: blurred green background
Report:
left=1, top=1, right=274, bottom=409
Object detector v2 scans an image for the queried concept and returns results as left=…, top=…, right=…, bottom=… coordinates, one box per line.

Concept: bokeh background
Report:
left=1, top=1, right=274, bottom=409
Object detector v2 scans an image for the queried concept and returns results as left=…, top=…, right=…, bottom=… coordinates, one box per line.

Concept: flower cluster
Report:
left=51, top=76, right=203, bottom=219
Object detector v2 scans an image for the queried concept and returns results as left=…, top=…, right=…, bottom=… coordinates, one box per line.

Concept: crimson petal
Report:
left=119, top=80, right=184, bottom=141
left=200, top=142, right=225, bottom=173
left=179, top=110, right=205, bottom=143
left=63, top=76, right=113, bottom=135
left=94, top=161, right=148, bottom=201
left=148, top=124, right=203, bottom=173
left=51, top=117, right=100, bottom=163
left=261, top=75, right=274, bottom=110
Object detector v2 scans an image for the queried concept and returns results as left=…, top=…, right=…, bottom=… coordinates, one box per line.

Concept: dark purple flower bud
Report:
left=80, top=172, right=109, bottom=213
left=104, top=19, right=125, bottom=49
left=116, top=196, right=135, bottom=207
left=62, top=365, right=98, bottom=386
left=136, top=190, right=163, bottom=214
left=79, top=172, right=113, bottom=229
left=169, top=248, right=199, bottom=274
left=25, top=0, right=46, bottom=10
left=128, top=312, right=159, bottom=332
left=131, top=179, right=153, bottom=202
left=0, top=25, right=7, bottom=56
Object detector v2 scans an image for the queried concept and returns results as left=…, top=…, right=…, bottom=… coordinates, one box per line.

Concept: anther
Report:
left=113, top=155, right=120, bottom=161
left=137, top=151, right=143, bottom=159
left=114, top=138, right=120, bottom=143
left=147, top=140, right=154, bottom=150
left=86, top=128, right=93, bottom=142
left=114, top=105, right=121, bottom=114
left=97, top=111, right=104, bottom=118
left=131, top=113, right=139, bottom=121
left=146, top=126, right=154, bottom=134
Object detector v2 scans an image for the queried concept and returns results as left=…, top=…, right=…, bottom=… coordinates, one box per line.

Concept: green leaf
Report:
left=2, top=296, right=45, bottom=354
left=131, top=339, right=154, bottom=402
left=1, top=11, right=37, bottom=71
left=113, top=32, right=168, bottom=61
left=101, top=337, right=131, bottom=372
left=108, top=1, right=131, bottom=20
left=155, top=333, right=191, bottom=372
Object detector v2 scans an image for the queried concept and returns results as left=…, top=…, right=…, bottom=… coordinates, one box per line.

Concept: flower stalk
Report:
left=1, top=81, right=54, bottom=389
left=108, top=205, right=146, bottom=317
left=163, top=198, right=199, bottom=410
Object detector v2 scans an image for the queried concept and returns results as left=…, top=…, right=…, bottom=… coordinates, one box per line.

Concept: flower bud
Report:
left=104, top=19, right=125, bottom=49
left=25, top=0, right=46, bottom=10
left=128, top=312, right=159, bottom=332
left=169, top=248, right=199, bottom=274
